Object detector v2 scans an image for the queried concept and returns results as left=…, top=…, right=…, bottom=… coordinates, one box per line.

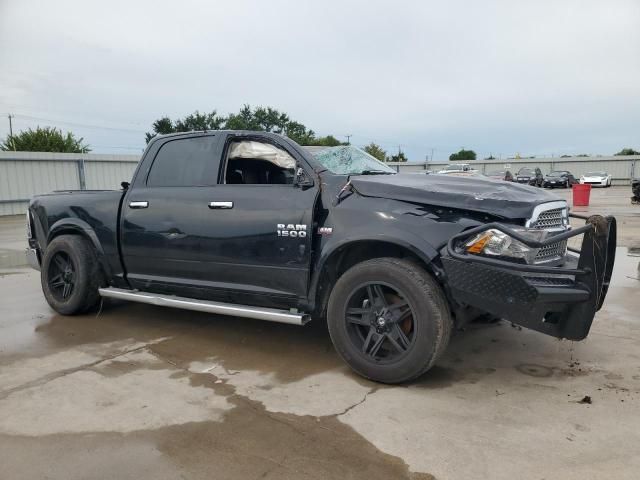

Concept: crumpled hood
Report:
left=350, top=173, right=562, bottom=219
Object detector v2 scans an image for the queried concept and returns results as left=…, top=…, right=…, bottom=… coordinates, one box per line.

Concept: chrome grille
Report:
left=526, top=202, right=569, bottom=263
left=534, top=239, right=567, bottom=263
left=529, top=208, right=564, bottom=229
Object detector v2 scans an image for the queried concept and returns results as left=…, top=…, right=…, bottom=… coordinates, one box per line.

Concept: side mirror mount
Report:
left=294, top=165, right=314, bottom=189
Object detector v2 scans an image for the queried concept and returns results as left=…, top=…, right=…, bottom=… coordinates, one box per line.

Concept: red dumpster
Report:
left=572, top=183, right=591, bottom=206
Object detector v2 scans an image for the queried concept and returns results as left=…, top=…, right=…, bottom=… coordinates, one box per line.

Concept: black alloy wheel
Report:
left=327, top=257, right=452, bottom=383
left=344, top=282, right=416, bottom=363
left=47, top=251, right=76, bottom=301
left=41, top=234, right=103, bottom=315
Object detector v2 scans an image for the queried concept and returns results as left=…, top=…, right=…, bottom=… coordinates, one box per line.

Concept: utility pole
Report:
left=7, top=114, right=16, bottom=151
left=345, top=134, right=352, bottom=145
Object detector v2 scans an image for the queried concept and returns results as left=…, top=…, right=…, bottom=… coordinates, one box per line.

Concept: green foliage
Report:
left=363, top=142, right=387, bottom=162
left=306, top=135, right=344, bottom=147
left=484, top=155, right=496, bottom=160
left=145, top=105, right=345, bottom=146
left=145, top=110, right=225, bottom=143
left=614, top=148, right=640, bottom=156
left=388, top=151, right=408, bottom=162
left=449, top=148, right=476, bottom=161
left=1, top=127, right=90, bottom=153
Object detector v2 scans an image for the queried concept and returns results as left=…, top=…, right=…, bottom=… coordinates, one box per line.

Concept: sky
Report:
left=0, top=0, right=639, bottom=161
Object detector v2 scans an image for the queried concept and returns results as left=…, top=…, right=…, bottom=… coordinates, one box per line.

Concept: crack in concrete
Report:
left=0, top=343, right=157, bottom=400
left=336, top=387, right=376, bottom=417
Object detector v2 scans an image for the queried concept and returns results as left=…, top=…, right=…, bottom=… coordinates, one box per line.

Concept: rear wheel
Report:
left=327, top=258, right=452, bottom=384
left=41, top=235, right=103, bottom=315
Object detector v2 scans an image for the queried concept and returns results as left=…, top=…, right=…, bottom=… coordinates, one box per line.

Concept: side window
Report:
left=224, top=140, right=295, bottom=185
left=147, top=136, right=218, bottom=187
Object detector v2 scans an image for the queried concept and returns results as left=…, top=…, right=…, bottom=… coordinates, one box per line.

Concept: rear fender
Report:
left=47, top=218, right=111, bottom=278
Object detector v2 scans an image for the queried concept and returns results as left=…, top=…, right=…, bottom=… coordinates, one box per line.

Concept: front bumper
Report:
left=543, top=180, right=564, bottom=187
left=441, top=214, right=616, bottom=340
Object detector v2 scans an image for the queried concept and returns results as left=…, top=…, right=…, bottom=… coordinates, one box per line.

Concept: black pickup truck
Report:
left=26, top=131, right=616, bottom=383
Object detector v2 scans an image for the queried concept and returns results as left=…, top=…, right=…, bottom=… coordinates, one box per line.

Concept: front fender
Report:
left=307, top=230, right=442, bottom=312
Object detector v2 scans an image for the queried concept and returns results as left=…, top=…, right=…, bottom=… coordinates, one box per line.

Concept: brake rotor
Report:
left=386, top=292, right=413, bottom=335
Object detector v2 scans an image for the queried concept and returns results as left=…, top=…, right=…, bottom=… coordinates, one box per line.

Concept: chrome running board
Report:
left=98, top=287, right=310, bottom=326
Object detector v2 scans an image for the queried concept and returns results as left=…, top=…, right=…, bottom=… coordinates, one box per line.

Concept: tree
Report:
left=1, top=127, right=90, bottom=153
left=225, top=105, right=289, bottom=133
left=146, top=105, right=345, bottom=147
left=363, top=142, right=387, bottom=162
left=307, top=135, right=344, bottom=147
left=449, top=148, right=476, bottom=161
left=484, top=155, right=496, bottom=160
left=145, top=110, right=225, bottom=143
left=615, top=148, right=640, bottom=156
left=388, top=151, right=408, bottom=162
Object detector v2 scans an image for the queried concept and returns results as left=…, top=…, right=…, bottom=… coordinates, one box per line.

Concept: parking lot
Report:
left=1, top=186, right=639, bottom=480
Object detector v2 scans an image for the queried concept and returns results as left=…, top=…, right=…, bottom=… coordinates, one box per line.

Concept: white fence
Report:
left=0, top=152, right=139, bottom=216
left=1, top=151, right=638, bottom=216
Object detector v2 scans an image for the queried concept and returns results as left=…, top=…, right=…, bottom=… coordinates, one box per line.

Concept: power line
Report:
left=5, top=113, right=147, bottom=134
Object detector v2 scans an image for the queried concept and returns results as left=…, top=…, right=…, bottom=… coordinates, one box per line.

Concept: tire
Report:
left=327, top=257, right=452, bottom=384
left=41, top=234, right=103, bottom=315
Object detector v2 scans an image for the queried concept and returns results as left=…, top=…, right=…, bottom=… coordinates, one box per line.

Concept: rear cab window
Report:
left=147, top=136, right=220, bottom=187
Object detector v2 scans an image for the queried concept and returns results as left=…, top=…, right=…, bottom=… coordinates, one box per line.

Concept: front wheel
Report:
left=327, top=258, right=452, bottom=384
left=41, top=234, right=103, bottom=315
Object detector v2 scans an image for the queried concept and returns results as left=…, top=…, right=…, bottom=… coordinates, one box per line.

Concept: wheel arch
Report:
left=309, top=237, right=440, bottom=318
left=46, top=219, right=111, bottom=278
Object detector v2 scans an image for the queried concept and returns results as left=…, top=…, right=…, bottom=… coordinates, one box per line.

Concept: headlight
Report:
left=464, top=228, right=548, bottom=264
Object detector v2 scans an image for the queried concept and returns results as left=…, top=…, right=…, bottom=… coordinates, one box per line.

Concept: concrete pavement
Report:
left=1, top=188, right=639, bottom=480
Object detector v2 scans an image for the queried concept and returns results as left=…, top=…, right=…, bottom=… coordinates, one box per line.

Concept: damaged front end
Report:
left=441, top=213, right=616, bottom=340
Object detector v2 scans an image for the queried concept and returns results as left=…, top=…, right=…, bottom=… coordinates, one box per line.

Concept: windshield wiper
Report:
left=357, top=170, right=395, bottom=175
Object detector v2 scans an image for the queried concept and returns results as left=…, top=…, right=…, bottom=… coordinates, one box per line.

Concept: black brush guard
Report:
left=441, top=214, right=617, bottom=340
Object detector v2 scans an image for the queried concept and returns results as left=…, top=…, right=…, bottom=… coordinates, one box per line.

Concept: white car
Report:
left=580, top=171, right=612, bottom=187
left=437, top=163, right=478, bottom=175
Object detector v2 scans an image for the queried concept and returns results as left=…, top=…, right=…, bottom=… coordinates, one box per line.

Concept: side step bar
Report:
left=98, top=288, right=311, bottom=326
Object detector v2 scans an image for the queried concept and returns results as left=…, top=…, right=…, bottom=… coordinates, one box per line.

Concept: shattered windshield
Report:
left=309, top=146, right=396, bottom=175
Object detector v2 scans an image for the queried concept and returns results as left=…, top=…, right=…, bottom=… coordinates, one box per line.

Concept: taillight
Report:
left=26, top=210, right=33, bottom=239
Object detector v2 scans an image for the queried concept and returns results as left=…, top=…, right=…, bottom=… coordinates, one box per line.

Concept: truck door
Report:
left=196, top=135, right=317, bottom=300
left=120, top=133, right=223, bottom=295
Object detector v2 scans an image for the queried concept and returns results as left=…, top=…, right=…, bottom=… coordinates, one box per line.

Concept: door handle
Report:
left=129, top=201, right=149, bottom=209
left=208, top=201, right=233, bottom=209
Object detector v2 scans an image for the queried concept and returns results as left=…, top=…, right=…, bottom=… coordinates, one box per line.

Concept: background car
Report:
left=486, top=169, right=514, bottom=182
left=515, top=167, right=544, bottom=187
left=543, top=170, right=577, bottom=188
left=437, top=163, right=478, bottom=175
left=632, top=178, right=640, bottom=204
left=580, top=171, right=612, bottom=187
